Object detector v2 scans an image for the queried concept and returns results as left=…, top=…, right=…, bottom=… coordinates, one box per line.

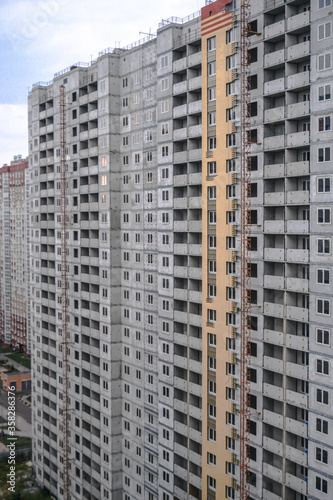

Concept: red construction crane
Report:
left=60, top=84, right=70, bottom=500
left=239, top=0, right=252, bottom=498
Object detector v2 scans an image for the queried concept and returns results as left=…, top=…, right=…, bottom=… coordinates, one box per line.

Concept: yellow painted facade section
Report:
left=201, top=24, right=237, bottom=500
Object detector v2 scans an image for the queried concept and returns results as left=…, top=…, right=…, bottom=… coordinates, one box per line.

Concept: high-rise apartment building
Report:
left=29, top=0, right=333, bottom=499
left=0, top=155, right=31, bottom=355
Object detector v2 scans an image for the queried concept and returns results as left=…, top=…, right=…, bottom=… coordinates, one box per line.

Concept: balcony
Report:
left=285, top=444, right=307, bottom=465
left=188, top=124, right=202, bottom=138
left=285, top=361, right=308, bottom=380
left=263, top=383, right=283, bottom=400
left=264, top=135, right=285, bottom=150
left=264, top=192, right=284, bottom=205
left=173, top=104, right=187, bottom=118
left=188, top=149, right=201, bottom=161
left=264, top=163, right=284, bottom=178
left=188, top=100, right=202, bottom=115
left=264, top=49, right=285, bottom=68
left=174, top=174, right=187, bottom=186
left=264, top=248, right=285, bottom=261
left=286, top=71, right=309, bottom=90
left=286, top=190, right=309, bottom=205
left=263, top=220, right=285, bottom=233
left=287, top=11, right=310, bottom=32
left=264, top=20, right=285, bottom=39
left=174, top=243, right=188, bottom=254
left=286, top=277, right=308, bottom=293
left=285, top=417, right=307, bottom=437
left=286, top=305, right=308, bottom=322
left=286, top=249, right=309, bottom=263
left=174, top=151, right=188, bottom=163
left=188, top=52, right=201, bottom=67
left=188, top=196, right=201, bottom=209
left=264, top=356, right=284, bottom=373
left=285, top=334, right=308, bottom=351
left=173, top=128, right=187, bottom=141
left=174, top=221, right=188, bottom=232
left=263, top=410, right=283, bottom=429
left=286, top=220, right=309, bottom=234
left=173, top=57, right=187, bottom=73
left=286, top=161, right=309, bottom=177
left=173, top=81, right=188, bottom=95
left=287, top=101, right=309, bottom=119
left=264, top=77, right=284, bottom=95
left=264, top=329, right=283, bottom=345
left=287, top=41, right=310, bottom=62
left=173, top=266, right=188, bottom=278
left=264, top=275, right=285, bottom=289
left=263, top=436, right=283, bottom=457
left=285, top=473, right=307, bottom=494
left=286, top=131, right=309, bottom=148
left=264, top=302, right=284, bottom=318
left=264, top=106, right=285, bottom=123
left=189, top=76, right=202, bottom=91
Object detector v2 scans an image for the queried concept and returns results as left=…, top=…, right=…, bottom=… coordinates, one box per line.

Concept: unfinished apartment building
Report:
left=0, top=156, right=31, bottom=354
left=28, top=0, right=333, bottom=498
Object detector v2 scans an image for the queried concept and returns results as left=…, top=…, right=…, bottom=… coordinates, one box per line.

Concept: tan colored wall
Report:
left=201, top=18, right=237, bottom=500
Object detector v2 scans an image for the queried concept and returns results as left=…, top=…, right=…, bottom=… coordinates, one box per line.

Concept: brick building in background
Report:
left=0, top=155, right=31, bottom=355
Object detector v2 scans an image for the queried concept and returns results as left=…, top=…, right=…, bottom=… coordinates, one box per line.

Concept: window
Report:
left=208, top=111, right=216, bottom=126
left=162, top=146, right=169, bottom=157
left=316, top=418, right=329, bottom=434
left=208, top=186, right=216, bottom=200
left=319, top=0, right=332, bottom=8
left=209, top=356, right=216, bottom=371
left=319, top=116, right=331, bottom=132
left=317, top=359, right=329, bottom=375
left=318, top=177, right=331, bottom=193
left=209, top=259, right=217, bottom=274
left=317, top=269, right=330, bottom=284
left=318, top=53, right=332, bottom=71
left=161, top=78, right=169, bottom=91
left=208, top=309, right=217, bottom=323
left=319, top=147, right=331, bottom=162
left=227, top=55, right=236, bottom=70
left=319, top=84, right=331, bottom=101
left=317, top=388, right=329, bottom=405
left=209, top=235, right=217, bottom=249
left=101, top=175, right=107, bottom=186
left=317, top=238, right=331, bottom=254
left=316, top=446, right=328, bottom=464
left=208, top=36, right=216, bottom=51
left=317, top=328, right=330, bottom=345
left=209, top=136, right=217, bottom=150
left=208, top=404, right=216, bottom=419
left=316, top=476, right=328, bottom=494
left=317, top=298, right=330, bottom=315
left=208, top=162, right=217, bottom=176
left=209, top=211, right=217, bottom=225
left=318, top=22, right=332, bottom=40
left=161, top=101, right=169, bottom=113
left=161, top=55, right=169, bottom=68
left=159, top=123, right=169, bottom=138
left=208, top=86, right=216, bottom=101
left=208, top=61, right=216, bottom=76
left=248, top=47, right=258, bottom=63
left=318, top=208, right=331, bottom=224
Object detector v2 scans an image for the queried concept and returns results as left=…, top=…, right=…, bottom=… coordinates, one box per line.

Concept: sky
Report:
left=0, top=0, right=204, bottom=167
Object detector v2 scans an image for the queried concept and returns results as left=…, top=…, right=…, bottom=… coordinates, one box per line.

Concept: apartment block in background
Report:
left=0, top=155, right=31, bottom=355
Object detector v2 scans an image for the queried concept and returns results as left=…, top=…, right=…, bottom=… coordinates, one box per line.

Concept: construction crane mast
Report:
left=239, top=0, right=252, bottom=498
left=60, top=84, right=70, bottom=500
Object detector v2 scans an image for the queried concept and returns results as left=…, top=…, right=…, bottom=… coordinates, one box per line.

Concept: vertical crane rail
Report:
left=239, top=1, right=251, bottom=498
left=60, top=84, right=70, bottom=500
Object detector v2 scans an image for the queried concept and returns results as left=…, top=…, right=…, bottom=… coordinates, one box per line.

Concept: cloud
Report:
left=0, top=105, right=28, bottom=166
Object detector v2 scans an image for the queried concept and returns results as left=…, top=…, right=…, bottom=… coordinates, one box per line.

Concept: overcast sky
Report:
left=0, top=0, right=204, bottom=166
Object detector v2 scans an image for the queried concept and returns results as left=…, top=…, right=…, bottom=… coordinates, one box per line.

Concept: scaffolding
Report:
left=239, top=0, right=252, bottom=498
left=60, top=84, right=70, bottom=500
